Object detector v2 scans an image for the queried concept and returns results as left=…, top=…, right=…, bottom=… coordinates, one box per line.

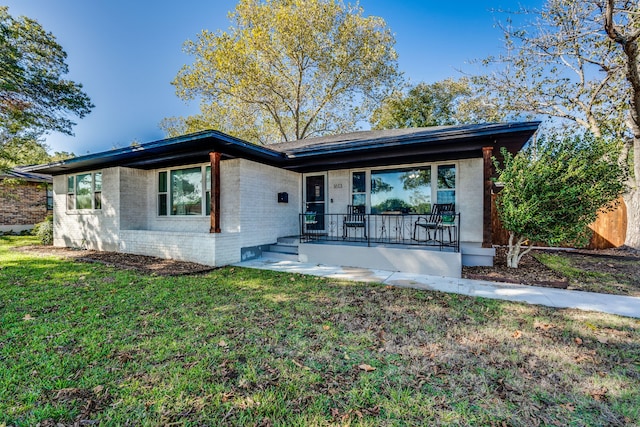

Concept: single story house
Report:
left=0, top=167, right=52, bottom=233
left=28, top=122, right=539, bottom=277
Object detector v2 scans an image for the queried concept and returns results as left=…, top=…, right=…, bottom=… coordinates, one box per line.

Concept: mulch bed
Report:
left=15, top=245, right=214, bottom=276
left=463, top=247, right=570, bottom=288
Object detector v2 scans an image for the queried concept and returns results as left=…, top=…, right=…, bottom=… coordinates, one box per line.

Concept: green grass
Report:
left=535, top=251, right=640, bottom=296
left=1, top=236, right=639, bottom=426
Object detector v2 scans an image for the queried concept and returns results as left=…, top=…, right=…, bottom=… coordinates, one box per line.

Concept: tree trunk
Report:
left=605, top=0, right=640, bottom=250
left=506, top=232, right=534, bottom=268
left=624, top=187, right=640, bottom=248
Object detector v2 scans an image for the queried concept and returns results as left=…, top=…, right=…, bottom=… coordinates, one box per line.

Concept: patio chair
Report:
left=343, top=205, right=367, bottom=239
left=438, top=207, right=457, bottom=244
left=412, top=203, right=455, bottom=242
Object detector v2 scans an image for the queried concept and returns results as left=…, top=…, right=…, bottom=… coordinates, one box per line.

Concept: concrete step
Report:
left=277, top=236, right=300, bottom=246
left=269, top=244, right=299, bottom=255
left=261, top=251, right=299, bottom=261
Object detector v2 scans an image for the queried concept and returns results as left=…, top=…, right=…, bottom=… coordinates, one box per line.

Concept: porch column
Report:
left=209, top=151, right=221, bottom=233
left=482, top=146, right=493, bottom=248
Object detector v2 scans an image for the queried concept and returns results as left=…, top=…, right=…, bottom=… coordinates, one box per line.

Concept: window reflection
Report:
left=171, top=167, right=202, bottom=215
left=371, top=168, right=432, bottom=214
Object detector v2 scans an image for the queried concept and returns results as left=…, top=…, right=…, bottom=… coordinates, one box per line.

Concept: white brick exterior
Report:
left=53, top=159, right=300, bottom=266
left=53, top=167, right=121, bottom=251
left=52, top=156, right=485, bottom=267
left=238, top=159, right=300, bottom=247
left=457, top=158, right=484, bottom=243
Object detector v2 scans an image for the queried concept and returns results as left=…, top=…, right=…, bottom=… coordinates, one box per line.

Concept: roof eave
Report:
left=27, top=130, right=286, bottom=175
left=284, top=121, right=540, bottom=158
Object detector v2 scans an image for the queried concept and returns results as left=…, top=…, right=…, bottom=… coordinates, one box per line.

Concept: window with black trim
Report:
left=370, top=164, right=456, bottom=214
left=157, top=166, right=210, bottom=216
left=46, top=184, right=53, bottom=211
left=351, top=171, right=366, bottom=207
left=66, top=172, right=102, bottom=210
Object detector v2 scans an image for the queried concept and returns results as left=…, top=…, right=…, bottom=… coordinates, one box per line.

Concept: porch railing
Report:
left=299, top=212, right=460, bottom=252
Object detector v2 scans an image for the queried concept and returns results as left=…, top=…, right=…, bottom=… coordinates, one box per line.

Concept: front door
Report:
left=305, top=174, right=326, bottom=230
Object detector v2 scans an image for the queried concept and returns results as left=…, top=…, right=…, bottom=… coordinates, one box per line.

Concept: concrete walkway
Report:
left=235, top=257, right=640, bottom=319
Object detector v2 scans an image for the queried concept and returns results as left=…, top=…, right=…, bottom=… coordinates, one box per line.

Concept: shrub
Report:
left=32, top=215, right=53, bottom=245
left=495, top=132, right=627, bottom=268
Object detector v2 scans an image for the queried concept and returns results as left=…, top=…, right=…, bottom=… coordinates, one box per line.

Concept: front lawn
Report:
left=535, top=250, right=640, bottom=296
left=1, top=236, right=639, bottom=426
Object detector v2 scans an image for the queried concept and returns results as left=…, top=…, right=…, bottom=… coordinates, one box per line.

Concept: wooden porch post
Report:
left=209, top=151, right=221, bottom=233
left=482, top=146, right=494, bottom=248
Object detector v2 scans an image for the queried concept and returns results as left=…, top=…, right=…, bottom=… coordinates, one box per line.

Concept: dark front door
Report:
left=305, top=175, right=325, bottom=230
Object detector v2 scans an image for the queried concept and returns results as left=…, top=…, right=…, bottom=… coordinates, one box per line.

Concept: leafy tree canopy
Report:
left=164, top=0, right=401, bottom=144
left=471, top=0, right=640, bottom=248
left=0, top=137, right=49, bottom=169
left=0, top=6, right=91, bottom=172
left=495, top=132, right=627, bottom=268
left=0, top=6, right=93, bottom=153
left=370, top=78, right=503, bottom=130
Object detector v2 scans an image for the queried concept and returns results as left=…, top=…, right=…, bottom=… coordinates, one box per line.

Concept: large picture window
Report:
left=158, top=165, right=210, bottom=216
left=370, top=164, right=455, bottom=214
left=66, top=172, right=102, bottom=210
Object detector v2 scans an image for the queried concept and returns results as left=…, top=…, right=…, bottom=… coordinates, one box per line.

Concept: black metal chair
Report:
left=413, top=203, right=454, bottom=242
left=343, top=205, right=367, bottom=239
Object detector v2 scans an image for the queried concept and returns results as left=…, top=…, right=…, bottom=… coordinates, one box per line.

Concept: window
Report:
left=351, top=171, right=366, bottom=207
left=371, top=167, right=432, bottom=214
left=94, top=172, right=102, bottom=209
left=171, top=167, right=202, bottom=215
left=157, top=165, right=210, bottom=216
left=67, top=176, right=75, bottom=210
left=46, top=184, right=53, bottom=210
left=370, top=164, right=455, bottom=214
left=205, top=166, right=211, bottom=216
left=437, top=165, right=456, bottom=205
left=158, top=172, right=168, bottom=215
left=67, top=172, right=102, bottom=210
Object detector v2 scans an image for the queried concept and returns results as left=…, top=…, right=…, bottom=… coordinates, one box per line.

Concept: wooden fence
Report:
left=491, top=195, right=627, bottom=249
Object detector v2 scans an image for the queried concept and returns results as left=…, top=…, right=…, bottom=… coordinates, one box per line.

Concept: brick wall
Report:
left=53, top=169, right=120, bottom=251
left=238, top=159, right=301, bottom=248
left=0, top=180, right=50, bottom=230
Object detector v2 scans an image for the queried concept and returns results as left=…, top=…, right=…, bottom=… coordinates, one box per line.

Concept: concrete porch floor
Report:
left=235, top=255, right=640, bottom=319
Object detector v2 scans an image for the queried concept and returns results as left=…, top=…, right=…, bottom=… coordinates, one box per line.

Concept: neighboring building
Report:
left=0, top=167, right=52, bottom=233
left=27, top=122, right=539, bottom=277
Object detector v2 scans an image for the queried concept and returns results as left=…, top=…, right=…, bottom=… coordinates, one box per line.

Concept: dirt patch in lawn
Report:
left=16, top=245, right=214, bottom=276
left=464, top=246, right=640, bottom=297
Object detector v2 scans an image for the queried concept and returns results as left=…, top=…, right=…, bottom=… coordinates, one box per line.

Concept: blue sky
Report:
left=4, top=0, right=542, bottom=155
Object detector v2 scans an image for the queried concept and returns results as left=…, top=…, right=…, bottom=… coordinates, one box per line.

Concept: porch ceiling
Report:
left=26, top=122, right=540, bottom=175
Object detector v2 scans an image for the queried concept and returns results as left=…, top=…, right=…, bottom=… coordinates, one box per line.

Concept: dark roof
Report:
left=26, top=122, right=540, bottom=175
left=1, top=167, right=52, bottom=183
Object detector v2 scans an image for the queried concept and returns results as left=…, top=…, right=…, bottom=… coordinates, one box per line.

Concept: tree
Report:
left=0, top=137, right=50, bottom=168
left=471, top=0, right=640, bottom=249
left=495, top=133, right=627, bottom=268
left=604, top=0, right=640, bottom=249
left=164, top=0, right=401, bottom=144
left=0, top=6, right=93, bottom=164
left=50, top=151, right=75, bottom=162
left=371, top=78, right=503, bottom=129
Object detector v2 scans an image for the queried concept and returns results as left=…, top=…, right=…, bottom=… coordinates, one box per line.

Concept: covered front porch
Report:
left=296, top=211, right=464, bottom=277
left=260, top=210, right=494, bottom=278
left=299, top=212, right=461, bottom=252
left=265, top=237, right=495, bottom=279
